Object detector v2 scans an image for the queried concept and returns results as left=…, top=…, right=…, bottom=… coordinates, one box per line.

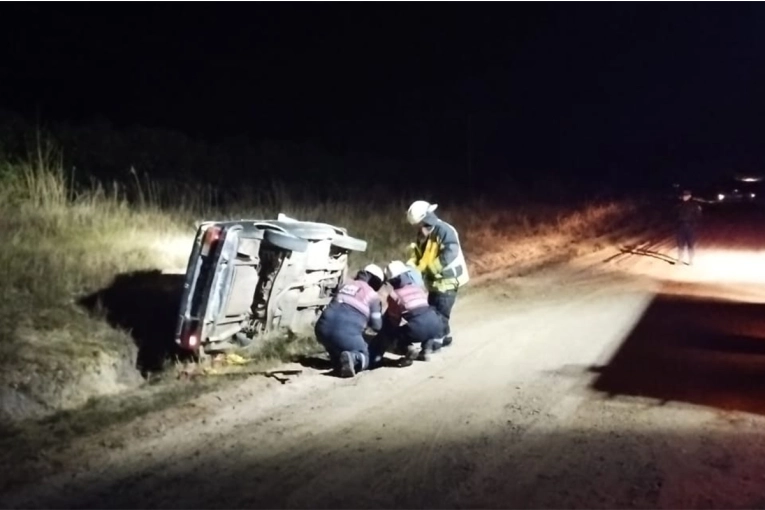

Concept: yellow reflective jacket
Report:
left=406, top=217, right=469, bottom=292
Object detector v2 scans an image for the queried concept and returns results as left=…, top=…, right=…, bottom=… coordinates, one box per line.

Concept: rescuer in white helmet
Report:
left=369, top=260, right=446, bottom=366
left=314, top=264, right=385, bottom=378
left=405, top=200, right=469, bottom=354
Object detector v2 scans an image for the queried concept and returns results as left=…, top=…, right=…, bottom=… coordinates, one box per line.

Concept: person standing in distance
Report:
left=405, top=200, right=469, bottom=351
left=675, top=189, right=702, bottom=266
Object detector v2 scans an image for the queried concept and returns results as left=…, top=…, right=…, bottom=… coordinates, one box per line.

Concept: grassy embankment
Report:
left=0, top=144, right=647, bottom=429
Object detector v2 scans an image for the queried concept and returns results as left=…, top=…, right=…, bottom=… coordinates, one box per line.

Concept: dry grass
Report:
left=460, top=201, right=622, bottom=275
left=0, top=142, right=638, bottom=426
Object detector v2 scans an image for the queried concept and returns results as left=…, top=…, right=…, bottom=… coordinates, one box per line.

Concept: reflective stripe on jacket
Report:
left=406, top=217, right=469, bottom=292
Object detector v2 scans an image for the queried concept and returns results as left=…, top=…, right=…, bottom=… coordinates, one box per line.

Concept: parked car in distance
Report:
left=677, top=176, right=763, bottom=206
left=717, top=190, right=755, bottom=202
left=174, top=213, right=368, bottom=358
left=713, top=181, right=759, bottom=204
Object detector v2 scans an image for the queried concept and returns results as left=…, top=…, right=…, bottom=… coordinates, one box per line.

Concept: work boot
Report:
left=339, top=351, right=356, bottom=378
left=400, top=344, right=418, bottom=367
left=418, top=340, right=434, bottom=362
left=357, top=353, right=369, bottom=372
left=442, top=336, right=453, bottom=348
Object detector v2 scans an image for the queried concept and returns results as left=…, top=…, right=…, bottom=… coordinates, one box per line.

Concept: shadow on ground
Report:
left=601, top=230, right=674, bottom=265
left=590, top=287, right=765, bottom=415
left=78, top=270, right=185, bottom=376
left=296, top=355, right=334, bottom=372
left=616, top=246, right=677, bottom=265
left=296, top=353, right=405, bottom=377
left=6, top=427, right=765, bottom=509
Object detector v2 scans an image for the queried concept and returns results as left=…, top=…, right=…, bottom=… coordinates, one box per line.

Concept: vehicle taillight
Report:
left=200, top=226, right=222, bottom=257
left=178, top=319, right=202, bottom=351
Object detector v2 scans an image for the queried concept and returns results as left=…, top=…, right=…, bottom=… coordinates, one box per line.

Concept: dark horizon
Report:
left=2, top=3, right=765, bottom=190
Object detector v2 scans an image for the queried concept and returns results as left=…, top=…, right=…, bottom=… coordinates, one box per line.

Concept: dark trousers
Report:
left=314, top=309, right=369, bottom=371
left=368, top=321, right=400, bottom=365
left=370, top=309, right=445, bottom=364
left=676, top=223, right=696, bottom=260
left=428, top=289, right=458, bottom=338
left=405, top=309, right=446, bottom=346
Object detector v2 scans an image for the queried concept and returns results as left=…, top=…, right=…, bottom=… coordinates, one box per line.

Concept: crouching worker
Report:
left=314, top=264, right=384, bottom=378
left=382, top=260, right=446, bottom=365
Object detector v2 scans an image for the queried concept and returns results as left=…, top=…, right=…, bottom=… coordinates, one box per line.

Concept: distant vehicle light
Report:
left=750, top=193, right=756, bottom=198
left=717, top=193, right=725, bottom=201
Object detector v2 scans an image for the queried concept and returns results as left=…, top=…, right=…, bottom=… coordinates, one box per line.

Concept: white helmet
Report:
left=406, top=200, right=438, bottom=225
left=385, top=260, right=409, bottom=280
left=362, top=263, right=384, bottom=282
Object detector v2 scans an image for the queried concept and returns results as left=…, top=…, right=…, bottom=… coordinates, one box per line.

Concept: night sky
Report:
left=2, top=3, right=765, bottom=188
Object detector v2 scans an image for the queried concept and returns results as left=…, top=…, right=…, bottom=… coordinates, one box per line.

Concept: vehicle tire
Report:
left=331, top=235, right=367, bottom=252
left=263, top=229, right=309, bottom=252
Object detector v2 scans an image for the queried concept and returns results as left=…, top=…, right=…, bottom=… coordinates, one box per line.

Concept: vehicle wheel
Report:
left=263, top=229, right=309, bottom=252
left=331, top=235, right=367, bottom=252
